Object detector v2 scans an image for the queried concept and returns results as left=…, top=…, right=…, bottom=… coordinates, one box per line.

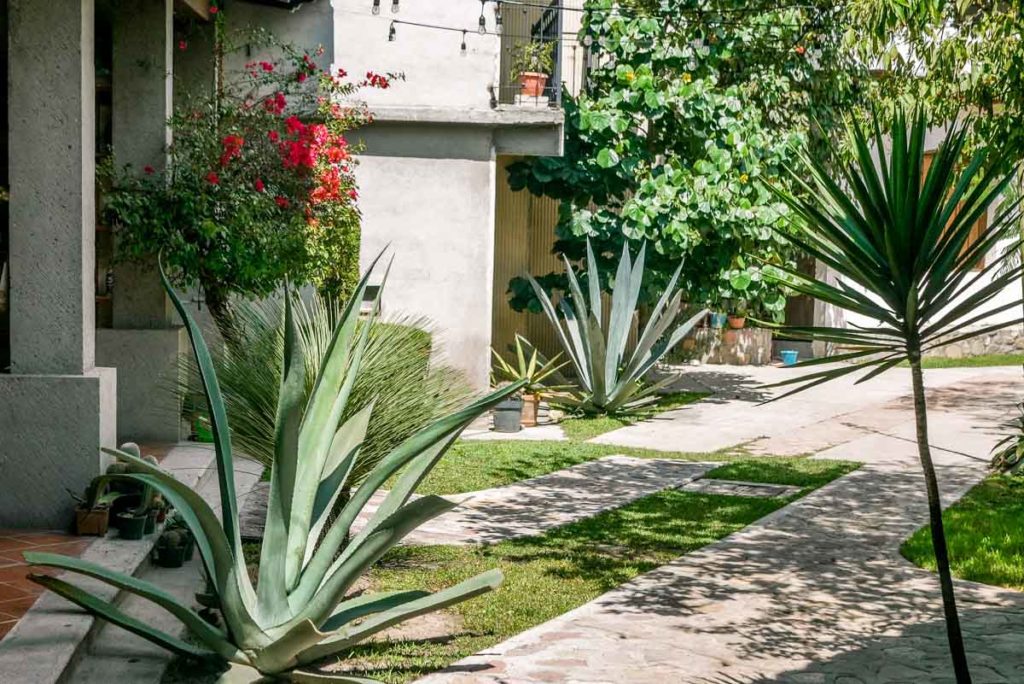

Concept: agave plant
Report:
left=23, top=253, right=523, bottom=681
left=490, top=334, right=570, bottom=395
left=180, top=293, right=474, bottom=486
left=527, top=239, right=706, bottom=415
left=763, top=108, right=1022, bottom=683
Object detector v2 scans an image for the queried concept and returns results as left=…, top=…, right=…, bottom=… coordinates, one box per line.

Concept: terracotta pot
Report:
left=519, top=72, right=549, bottom=98
left=521, top=393, right=540, bottom=427
left=75, top=507, right=110, bottom=536
left=727, top=315, right=746, bottom=330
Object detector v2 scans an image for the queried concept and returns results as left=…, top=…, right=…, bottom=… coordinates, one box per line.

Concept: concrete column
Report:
left=112, top=0, right=174, bottom=329
left=1, top=0, right=117, bottom=529
left=99, top=0, right=186, bottom=444
left=8, top=0, right=96, bottom=375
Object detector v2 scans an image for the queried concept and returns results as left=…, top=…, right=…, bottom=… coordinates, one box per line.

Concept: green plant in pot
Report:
left=491, top=335, right=570, bottom=427
left=21, top=251, right=524, bottom=681
left=727, top=299, right=748, bottom=330
left=511, top=40, right=555, bottom=98
left=69, top=484, right=123, bottom=537
left=153, top=529, right=191, bottom=569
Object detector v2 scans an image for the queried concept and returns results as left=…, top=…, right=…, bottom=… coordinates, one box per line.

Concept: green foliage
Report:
left=763, top=108, right=1023, bottom=393
left=559, top=390, right=708, bottom=440
left=510, top=40, right=555, bottom=80
left=528, top=239, right=706, bottom=414
left=507, top=0, right=869, bottom=319
left=490, top=335, right=570, bottom=395
left=902, top=475, right=1024, bottom=592
left=181, top=294, right=474, bottom=487
left=24, top=255, right=523, bottom=680
left=102, top=28, right=396, bottom=315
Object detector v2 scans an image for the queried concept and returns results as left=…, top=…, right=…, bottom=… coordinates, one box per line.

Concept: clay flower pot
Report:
left=521, top=393, right=540, bottom=427
left=727, top=315, right=746, bottom=330
left=519, top=72, right=549, bottom=98
left=75, top=507, right=110, bottom=536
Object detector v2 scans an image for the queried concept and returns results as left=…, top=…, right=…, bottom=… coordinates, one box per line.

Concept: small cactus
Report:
left=106, top=462, right=129, bottom=476
left=161, top=530, right=184, bottom=548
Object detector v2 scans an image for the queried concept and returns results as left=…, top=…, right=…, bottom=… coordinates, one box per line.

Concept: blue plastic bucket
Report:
left=780, top=350, right=799, bottom=366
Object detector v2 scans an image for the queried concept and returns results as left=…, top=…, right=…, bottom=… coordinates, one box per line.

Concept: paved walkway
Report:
left=418, top=367, right=1024, bottom=683
left=241, top=456, right=715, bottom=545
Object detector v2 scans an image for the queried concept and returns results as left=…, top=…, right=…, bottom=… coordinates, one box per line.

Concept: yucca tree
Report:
left=23, top=253, right=523, bottom=682
left=765, top=108, right=1022, bottom=683
left=527, top=239, right=706, bottom=415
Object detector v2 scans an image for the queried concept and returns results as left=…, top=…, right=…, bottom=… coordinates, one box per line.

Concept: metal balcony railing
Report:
left=494, top=1, right=563, bottom=108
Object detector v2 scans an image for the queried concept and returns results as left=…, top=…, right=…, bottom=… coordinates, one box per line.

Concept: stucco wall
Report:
left=353, top=124, right=497, bottom=388
left=334, top=0, right=498, bottom=110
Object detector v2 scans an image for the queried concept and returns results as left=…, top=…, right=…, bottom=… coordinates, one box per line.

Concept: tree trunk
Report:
left=909, top=354, right=972, bottom=683
left=203, top=285, right=238, bottom=350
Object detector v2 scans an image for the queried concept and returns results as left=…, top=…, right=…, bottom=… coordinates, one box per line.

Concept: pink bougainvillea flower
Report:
left=219, top=134, right=244, bottom=166
left=284, top=115, right=305, bottom=135
left=297, top=73, right=307, bottom=83
left=274, top=195, right=290, bottom=208
left=347, top=188, right=358, bottom=200
left=143, top=165, right=155, bottom=175
left=178, top=40, right=187, bottom=51
left=254, top=178, right=265, bottom=193
left=263, top=92, right=287, bottom=115
left=268, top=130, right=280, bottom=143
left=209, top=5, right=218, bottom=14
left=206, top=171, right=220, bottom=185
left=260, top=61, right=274, bottom=72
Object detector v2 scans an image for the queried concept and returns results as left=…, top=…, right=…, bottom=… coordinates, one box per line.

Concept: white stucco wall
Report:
left=352, top=125, right=497, bottom=388
left=334, top=0, right=499, bottom=110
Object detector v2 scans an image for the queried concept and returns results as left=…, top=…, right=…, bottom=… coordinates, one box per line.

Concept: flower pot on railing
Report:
left=117, top=512, right=148, bottom=540
left=727, top=315, right=746, bottom=330
left=709, top=312, right=727, bottom=329
left=518, top=72, right=549, bottom=98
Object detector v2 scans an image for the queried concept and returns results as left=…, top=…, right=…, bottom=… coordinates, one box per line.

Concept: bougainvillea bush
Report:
left=103, top=23, right=397, bottom=329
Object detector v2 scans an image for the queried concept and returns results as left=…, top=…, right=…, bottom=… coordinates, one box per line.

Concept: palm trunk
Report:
left=204, top=285, right=238, bottom=350
left=909, top=355, right=972, bottom=683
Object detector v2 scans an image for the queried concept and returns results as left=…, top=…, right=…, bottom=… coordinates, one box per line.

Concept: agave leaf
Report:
left=23, top=552, right=241, bottom=662
left=606, top=242, right=644, bottom=387
left=159, top=262, right=241, bottom=551
left=297, top=570, right=504, bottom=664
left=28, top=574, right=219, bottom=661
left=320, top=590, right=430, bottom=632
left=586, top=239, right=603, bottom=326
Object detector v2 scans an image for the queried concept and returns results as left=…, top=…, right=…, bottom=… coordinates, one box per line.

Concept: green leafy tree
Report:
left=508, top=0, right=869, bottom=319
left=766, top=109, right=1022, bottom=684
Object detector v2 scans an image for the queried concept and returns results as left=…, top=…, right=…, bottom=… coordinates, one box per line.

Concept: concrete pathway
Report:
left=242, top=456, right=715, bottom=545
left=417, top=367, right=1024, bottom=683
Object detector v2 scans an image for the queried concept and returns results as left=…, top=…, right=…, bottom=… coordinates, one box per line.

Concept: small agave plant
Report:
left=527, top=239, right=707, bottom=414
left=23, top=252, right=523, bottom=682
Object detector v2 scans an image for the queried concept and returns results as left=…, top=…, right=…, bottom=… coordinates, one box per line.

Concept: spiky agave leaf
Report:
left=527, top=239, right=707, bottom=415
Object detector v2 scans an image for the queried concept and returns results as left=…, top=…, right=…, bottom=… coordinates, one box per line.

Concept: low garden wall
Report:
left=675, top=327, right=774, bottom=366
left=925, top=325, right=1024, bottom=359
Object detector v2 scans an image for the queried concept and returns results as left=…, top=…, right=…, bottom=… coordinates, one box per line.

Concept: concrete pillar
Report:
left=1, top=0, right=117, bottom=529
left=98, top=0, right=186, bottom=444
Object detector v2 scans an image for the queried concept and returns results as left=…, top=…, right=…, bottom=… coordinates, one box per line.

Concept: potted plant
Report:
left=68, top=484, right=122, bottom=536
left=511, top=40, right=555, bottom=98
left=117, top=476, right=158, bottom=540
left=709, top=311, right=728, bottom=329
left=151, top=529, right=190, bottom=568
left=727, top=300, right=748, bottom=329
left=491, top=335, right=570, bottom=427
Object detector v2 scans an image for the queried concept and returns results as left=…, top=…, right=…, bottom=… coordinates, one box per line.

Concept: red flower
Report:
left=209, top=5, right=219, bottom=14
left=143, top=165, right=155, bottom=175
left=260, top=61, right=274, bottom=72
left=284, top=116, right=305, bottom=135
left=219, top=134, right=244, bottom=166
left=794, top=45, right=806, bottom=55
left=264, top=92, right=287, bottom=115
left=274, top=195, right=290, bottom=208
left=268, top=130, right=280, bottom=143
left=177, top=40, right=187, bottom=51
left=297, top=73, right=308, bottom=83
left=336, top=68, right=348, bottom=79
left=206, top=171, right=220, bottom=185
left=347, top=188, right=359, bottom=200
left=254, top=178, right=265, bottom=193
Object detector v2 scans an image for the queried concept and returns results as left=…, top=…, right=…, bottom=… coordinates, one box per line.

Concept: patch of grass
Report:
left=901, top=475, right=1024, bottom=591
left=559, top=390, right=708, bottom=441
left=905, top=353, right=1024, bottom=369
left=334, top=457, right=855, bottom=682
left=707, top=458, right=858, bottom=494
left=412, top=439, right=732, bottom=496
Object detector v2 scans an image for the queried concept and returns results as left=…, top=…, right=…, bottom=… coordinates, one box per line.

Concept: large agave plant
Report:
left=527, top=240, right=706, bottom=414
left=23, top=253, right=522, bottom=681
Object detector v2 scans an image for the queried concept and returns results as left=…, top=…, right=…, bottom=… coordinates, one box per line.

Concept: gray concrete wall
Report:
left=353, top=123, right=497, bottom=388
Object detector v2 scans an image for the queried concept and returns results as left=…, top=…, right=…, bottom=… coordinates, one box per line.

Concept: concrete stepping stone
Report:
left=678, top=478, right=801, bottom=498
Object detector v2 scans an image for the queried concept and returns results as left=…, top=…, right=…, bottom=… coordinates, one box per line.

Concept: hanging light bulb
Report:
left=478, top=0, right=487, bottom=34
left=495, top=2, right=503, bottom=33
left=391, top=0, right=399, bottom=13
left=371, top=0, right=380, bottom=15
left=461, top=30, right=468, bottom=55
left=388, top=21, right=397, bottom=41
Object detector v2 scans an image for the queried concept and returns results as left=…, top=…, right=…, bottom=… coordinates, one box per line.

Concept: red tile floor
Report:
left=0, top=531, right=92, bottom=641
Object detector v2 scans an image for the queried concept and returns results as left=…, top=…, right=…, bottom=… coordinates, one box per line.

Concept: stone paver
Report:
left=241, top=456, right=715, bottom=545
left=416, top=368, right=1024, bottom=683
left=679, top=478, right=801, bottom=499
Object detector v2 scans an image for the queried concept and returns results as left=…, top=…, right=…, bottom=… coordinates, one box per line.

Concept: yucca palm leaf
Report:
left=763, top=107, right=1022, bottom=683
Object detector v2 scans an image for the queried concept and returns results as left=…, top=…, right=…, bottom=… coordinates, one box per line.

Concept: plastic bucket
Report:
left=780, top=350, right=799, bottom=366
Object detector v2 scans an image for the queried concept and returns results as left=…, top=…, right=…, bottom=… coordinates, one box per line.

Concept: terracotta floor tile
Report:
left=0, top=555, right=26, bottom=568
left=7, top=533, right=74, bottom=546
left=0, top=620, right=17, bottom=640
left=26, top=540, right=91, bottom=556
left=0, top=538, right=35, bottom=553
left=0, top=583, right=32, bottom=601
left=0, top=594, right=40, bottom=614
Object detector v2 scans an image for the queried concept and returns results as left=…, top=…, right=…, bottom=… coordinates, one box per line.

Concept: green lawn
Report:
left=412, top=439, right=740, bottom=496
left=326, top=457, right=856, bottom=682
left=902, top=475, right=1024, bottom=591
left=912, top=352, right=1024, bottom=369
left=558, top=390, right=709, bottom=441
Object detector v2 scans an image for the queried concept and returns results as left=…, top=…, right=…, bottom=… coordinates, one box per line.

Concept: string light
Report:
left=388, top=20, right=397, bottom=41
left=495, top=1, right=503, bottom=33
left=478, top=0, right=488, bottom=34
left=371, top=0, right=380, bottom=15
left=391, top=0, right=399, bottom=13
left=461, top=30, right=468, bottom=55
